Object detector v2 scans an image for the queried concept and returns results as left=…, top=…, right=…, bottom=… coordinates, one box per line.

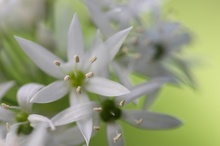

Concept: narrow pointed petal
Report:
left=26, top=124, right=48, bottom=146
left=67, top=14, right=84, bottom=61
left=28, top=114, right=55, bottom=130
left=30, top=81, right=69, bottom=103
left=54, top=126, right=85, bottom=146
left=77, top=118, right=93, bottom=146
left=69, top=90, right=89, bottom=107
left=107, top=122, right=124, bottom=146
left=93, top=30, right=103, bottom=48
left=143, top=88, right=161, bottom=109
left=107, top=27, right=132, bottom=61
left=15, top=36, right=64, bottom=78
left=0, top=107, right=15, bottom=122
left=51, top=102, right=98, bottom=126
left=86, top=77, right=130, bottom=96
left=116, top=78, right=169, bottom=105
left=17, top=83, right=44, bottom=112
left=0, top=81, right=14, bottom=100
left=121, top=110, right=182, bottom=130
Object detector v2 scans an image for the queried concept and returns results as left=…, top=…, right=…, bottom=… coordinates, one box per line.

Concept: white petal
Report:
left=86, top=77, right=130, bottom=96
left=17, top=83, right=44, bottom=112
left=85, top=1, right=114, bottom=37
left=121, top=110, right=182, bottom=129
left=15, top=36, right=64, bottom=78
left=116, top=78, right=169, bottom=105
left=30, top=81, right=69, bottom=103
left=93, top=30, right=103, bottom=48
left=26, top=124, right=48, bottom=146
left=77, top=118, right=93, bottom=146
left=67, top=14, right=84, bottom=61
left=28, top=114, right=55, bottom=130
left=0, top=81, right=14, bottom=100
left=51, top=102, right=98, bottom=126
left=143, top=88, right=161, bottom=109
left=107, top=122, right=124, bottom=146
left=54, top=126, right=85, bottom=146
left=69, top=90, right=89, bottom=107
left=0, top=106, right=15, bottom=122
left=107, top=27, right=132, bottom=61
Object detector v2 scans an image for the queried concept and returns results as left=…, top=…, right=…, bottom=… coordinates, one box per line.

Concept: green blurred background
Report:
left=89, top=0, right=220, bottom=145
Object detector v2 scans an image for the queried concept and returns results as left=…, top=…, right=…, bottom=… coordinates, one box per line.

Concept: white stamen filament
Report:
left=135, top=118, right=143, bottom=125
left=1, top=103, right=10, bottom=109
left=85, top=72, right=93, bottom=78
left=74, top=55, right=80, bottom=63
left=119, top=100, right=125, bottom=107
left=76, top=86, right=81, bottom=94
left=93, top=126, right=100, bottom=131
left=6, top=123, right=10, bottom=131
left=64, top=75, right=70, bottom=81
left=93, top=107, right=102, bottom=112
left=113, top=133, right=122, bottom=143
left=89, top=56, right=97, bottom=63
left=53, top=60, right=61, bottom=66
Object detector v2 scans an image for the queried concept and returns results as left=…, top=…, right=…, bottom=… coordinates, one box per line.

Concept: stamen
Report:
left=119, top=100, right=125, bottom=107
left=93, top=107, right=102, bottom=112
left=76, top=86, right=81, bottom=94
left=89, top=56, right=97, bottom=63
left=85, top=72, right=93, bottom=78
left=74, top=55, right=80, bottom=63
left=53, top=60, right=61, bottom=66
left=6, top=123, right=10, bottom=131
left=64, top=75, right=70, bottom=81
left=135, top=118, right=143, bottom=125
left=93, top=126, right=100, bottom=131
left=113, top=133, right=122, bottom=143
left=1, top=103, right=10, bottom=109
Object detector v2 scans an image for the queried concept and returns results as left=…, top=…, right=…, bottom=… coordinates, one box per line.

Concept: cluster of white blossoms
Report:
left=0, top=0, right=194, bottom=146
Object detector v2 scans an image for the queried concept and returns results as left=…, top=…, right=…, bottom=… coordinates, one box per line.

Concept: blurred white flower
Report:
left=0, top=81, right=14, bottom=100
left=0, top=0, right=45, bottom=30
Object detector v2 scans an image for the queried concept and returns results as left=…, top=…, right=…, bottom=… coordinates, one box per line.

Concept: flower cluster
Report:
left=0, top=0, right=193, bottom=146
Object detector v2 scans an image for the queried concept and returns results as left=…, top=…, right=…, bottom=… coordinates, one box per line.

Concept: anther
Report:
left=113, top=133, right=122, bottom=143
left=53, top=60, right=61, bottom=66
left=135, top=118, right=143, bottom=125
left=76, top=86, right=81, bottom=94
left=119, top=100, right=125, bottom=107
left=110, top=112, right=115, bottom=116
left=85, top=72, right=93, bottom=78
left=6, top=123, right=10, bottom=131
left=89, top=56, right=97, bottom=63
left=74, top=55, right=80, bottom=63
left=93, top=107, right=102, bottom=112
left=93, top=126, right=100, bottom=131
left=1, top=103, right=10, bottom=109
left=64, top=75, right=70, bottom=81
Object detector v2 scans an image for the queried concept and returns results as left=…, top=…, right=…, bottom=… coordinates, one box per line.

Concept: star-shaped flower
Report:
left=15, top=14, right=131, bottom=105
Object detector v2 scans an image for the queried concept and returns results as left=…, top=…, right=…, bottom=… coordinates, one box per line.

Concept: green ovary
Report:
left=100, top=99, right=122, bottom=122
left=16, top=112, right=33, bottom=135
left=153, top=43, right=165, bottom=60
left=69, top=71, right=85, bottom=87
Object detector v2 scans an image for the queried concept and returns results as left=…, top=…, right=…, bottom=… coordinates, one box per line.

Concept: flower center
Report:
left=68, top=70, right=85, bottom=88
left=100, top=99, right=122, bottom=122
left=153, top=43, right=165, bottom=60
left=16, top=112, right=33, bottom=135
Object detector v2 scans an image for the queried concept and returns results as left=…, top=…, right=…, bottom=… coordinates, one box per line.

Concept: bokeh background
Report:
left=89, top=0, right=220, bottom=145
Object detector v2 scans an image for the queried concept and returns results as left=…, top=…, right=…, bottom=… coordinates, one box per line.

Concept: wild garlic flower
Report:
left=51, top=83, right=182, bottom=146
left=0, top=83, right=55, bottom=139
left=15, top=14, right=131, bottom=105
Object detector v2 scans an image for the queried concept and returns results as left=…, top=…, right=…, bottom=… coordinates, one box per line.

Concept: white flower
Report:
left=0, top=83, right=55, bottom=138
left=15, top=14, right=131, bottom=105
left=51, top=81, right=181, bottom=146
left=0, top=81, right=14, bottom=100
left=0, top=0, right=45, bottom=30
